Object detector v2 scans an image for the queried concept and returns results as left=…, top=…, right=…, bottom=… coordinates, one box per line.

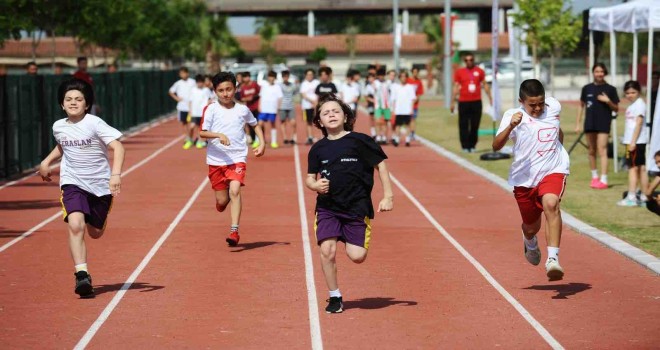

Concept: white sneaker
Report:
left=617, top=198, right=638, bottom=207
left=523, top=235, right=541, bottom=266
left=545, top=258, right=564, bottom=281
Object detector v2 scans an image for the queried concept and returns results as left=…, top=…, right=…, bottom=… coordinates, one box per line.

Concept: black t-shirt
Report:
left=315, top=82, right=338, bottom=98
left=307, top=132, right=387, bottom=219
left=580, top=82, right=619, bottom=125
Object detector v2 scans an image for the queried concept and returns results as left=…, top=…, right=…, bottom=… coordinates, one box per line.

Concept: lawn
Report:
left=415, top=97, right=660, bottom=257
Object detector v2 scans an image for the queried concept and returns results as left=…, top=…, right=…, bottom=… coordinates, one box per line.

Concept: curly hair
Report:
left=312, top=94, right=356, bottom=137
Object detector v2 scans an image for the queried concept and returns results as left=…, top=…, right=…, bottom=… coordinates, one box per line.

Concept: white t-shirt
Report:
left=300, top=79, right=320, bottom=109
left=202, top=102, right=258, bottom=166
left=169, top=78, right=196, bottom=112
left=259, top=84, right=283, bottom=114
left=53, top=114, right=123, bottom=197
left=391, top=83, right=417, bottom=115
left=340, top=82, right=361, bottom=110
left=190, top=86, right=213, bottom=117
left=623, top=98, right=648, bottom=144
left=497, top=97, right=570, bottom=188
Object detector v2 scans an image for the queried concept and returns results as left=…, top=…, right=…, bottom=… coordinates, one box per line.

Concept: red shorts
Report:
left=513, top=173, right=567, bottom=225
left=208, top=163, right=246, bottom=191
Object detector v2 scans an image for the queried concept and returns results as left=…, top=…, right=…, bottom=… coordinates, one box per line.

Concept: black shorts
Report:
left=584, top=113, right=612, bottom=134
left=60, top=185, right=113, bottom=230
left=303, top=109, right=315, bottom=125
left=190, top=116, right=202, bottom=126
left=625, top=145, right=646, bottom=167
left=395, top=115, right=411, bottom=126
left=178, top=111, right=188, bottom=124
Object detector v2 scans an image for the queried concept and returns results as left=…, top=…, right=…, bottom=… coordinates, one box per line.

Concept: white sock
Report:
left=591, top=169, right=598, bottom=179
left=547, top=247, right=559, bottom=261
left=523, top=234, right=538, bottom=250
left=75, top=263, right=88, bottom=273
left=405, top=135, right=411, bottom=143
left=370, top=127, right=376, bottom=136
left=329, top=289, right=342, bottom=298
left=600, top=174, right=608, bottom=184
left=271, top=129, right=277, bottom=143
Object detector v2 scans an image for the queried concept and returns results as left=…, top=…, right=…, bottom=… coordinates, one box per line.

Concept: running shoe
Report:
left=251, top=140, right=260, bottom=149
left=523, top=235, right=541, bottom=266
left=74, top=271, right=94, bottom=298
left=592, top=180, right=608, bottom=189
left=283, top=139, right=291, bottom=145
left=545, top=258, right=564, bottom=281
left=590, top=178, right=605, bottom=189
left=182, top=140, right=193, bottom=150
left=271, top=142, right=279, bottom=149
left=405, top=142, right=410, bottom=147
left=226, top=231, right=240, bottom=247
left=325, top=297, right=343, bottom=314
left=392, top=139, right=399, bottom=147
left=289, top=139, right=296, bottom=145
left=617, top=198, right=638, bottom=207
left=306, top=138, right=314, bottom=145
left=195, top=140, right=207, bottom=149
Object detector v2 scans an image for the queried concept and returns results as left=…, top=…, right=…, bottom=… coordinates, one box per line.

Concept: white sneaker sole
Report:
left=546, top=267, right=564, bottom=281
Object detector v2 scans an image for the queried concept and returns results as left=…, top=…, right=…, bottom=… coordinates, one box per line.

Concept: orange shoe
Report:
left=226, top=231, right=240, bottom=246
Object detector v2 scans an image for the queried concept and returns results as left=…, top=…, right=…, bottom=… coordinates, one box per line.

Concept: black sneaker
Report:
left=305, top=138, right=314, bottom=145
left=325, top=296, right=343, bottom=313
left=283, top=139, right=290, bottom=145
left=289, top=139, right=296, bottom=145
left=74, top=271, right=94, bottom=298
left=392, top=139, right=399, bottom=147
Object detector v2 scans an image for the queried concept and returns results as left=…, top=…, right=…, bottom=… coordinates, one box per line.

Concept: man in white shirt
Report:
left=493, top=79, right=569, bottom=281
left=168, top=66, right=197, bottom=149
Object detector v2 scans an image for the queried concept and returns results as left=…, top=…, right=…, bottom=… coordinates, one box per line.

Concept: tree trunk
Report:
left=205, top=48, right=213, bottom=74
left=550, top=52, right=556, bottom=96
left=532, top=43, right=540, bottom=79
left=50, top=31, right=56, bottom=69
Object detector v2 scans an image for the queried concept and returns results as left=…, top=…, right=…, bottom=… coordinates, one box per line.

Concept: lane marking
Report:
left=293, top=144, right=324, bottom=350
left=389, top=173, right=564, bottom=350
left=0, top=115, right=175, bottom=191
left=74, top=177, right=208, bottom=350
left=0, top=135, right=184, bottom=254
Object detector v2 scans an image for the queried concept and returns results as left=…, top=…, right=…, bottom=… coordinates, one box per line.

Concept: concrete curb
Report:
left=415, top=135, right=660, bottom=275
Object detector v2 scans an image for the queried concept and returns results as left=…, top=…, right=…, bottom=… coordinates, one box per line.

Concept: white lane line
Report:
left=389, top=173, right=564, bottom=350
left=0, top=115, right=175, bottom=191
left=74, top=177, right=208, bottom=350
left=0, top=135, right=184, bottom=254
left=293, top=144, right=324, bottom=350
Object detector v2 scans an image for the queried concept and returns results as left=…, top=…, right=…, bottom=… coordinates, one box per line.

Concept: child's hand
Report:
left=109, top=175, right=121, bottom=197
left=628, top=143, right=637, bottom=152
left=218, top=133, right=230, bottom=146
left=377, top=197, right=393, bottom=212
left=510, top=112, right=523, bottom=127
left=314, top=178, right=330, bottom=194
left=254, top=143, right=266, bottom=157
left=37, top=162, right=51, bottom=182
left=597, top=92, right=610, bottom=103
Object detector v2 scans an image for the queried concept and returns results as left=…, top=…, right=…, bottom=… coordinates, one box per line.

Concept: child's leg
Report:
left=214, top=189, right=230, bottom=212
left=320, top=238, right=339, bottom=291
left=639, top=166, right=649, bottom=196
left=228, top=180, right=242, bottom=226
left=541, top=193, right=562, bottom=248
left=279, top=114, right=287, bottom=142
left=290, top=116, right=297, bottom=142
left=596, top=133, right=609, bottom=181
left=627, top=165, right=639, bottom=198
left=67, top=212, right=88, bottom=266
left=586, top=133, right=598, bottom=174
left=270, top=120, right=278, bottom=145
left=345, top=243, right=367, bottom=264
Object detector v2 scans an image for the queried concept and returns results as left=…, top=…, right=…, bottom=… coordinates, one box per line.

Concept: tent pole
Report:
left=632, top=31, right=638, bottom=80
left=589, top=31, right=594, bottom=81
left=610, top=25, right=618, bottom=173
left=646, top=28, right=654, bottom=170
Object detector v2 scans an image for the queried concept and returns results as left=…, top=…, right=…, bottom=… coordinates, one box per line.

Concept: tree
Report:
left=309, top=47, right=328, bottom=63
left=345, top=25, right=359, bottom=62
left=191, top=13, right=240, bottom=73
left=256, top=19, right=280, bottom=69
left=538, top=3, right=581, bottom=95
left=263, top=14, right=391, bottom=35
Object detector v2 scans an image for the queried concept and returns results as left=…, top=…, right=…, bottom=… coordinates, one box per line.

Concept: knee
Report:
left=320, top=244, right=337, bottom=262
left=88, top=226, right=105, bottom=239
left=68, top=220, right=86, bottom=236
left=348, top=252, right=367, bottom=264
left=543, top=197, right=560, bottom=215
left=228, top=187, right=240, bottom=199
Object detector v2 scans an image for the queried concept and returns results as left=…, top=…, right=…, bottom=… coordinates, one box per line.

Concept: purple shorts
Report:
left=60, top=185, right=113, bottom=230
left=314, top=208, right=372, bottom=249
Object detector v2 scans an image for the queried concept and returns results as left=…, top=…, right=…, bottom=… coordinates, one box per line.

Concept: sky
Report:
left=226, top=0, right=626, bottom=36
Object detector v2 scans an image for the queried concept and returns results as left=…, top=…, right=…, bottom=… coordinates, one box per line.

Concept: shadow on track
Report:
left=0, top=200, right=61, bottom=210
left=93, top=282, right=165, bottom=296
left=343, top=297, right=418, bottom=310
left=523, top=282, right=592, bottom=299
left=230, top=241, right=290, bottom=252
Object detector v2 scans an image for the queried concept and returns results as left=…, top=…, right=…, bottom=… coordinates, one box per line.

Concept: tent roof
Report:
left=589, top=0, right=660, bottom=32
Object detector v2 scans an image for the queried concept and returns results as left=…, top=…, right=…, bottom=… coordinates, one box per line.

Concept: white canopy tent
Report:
left=588, top=0, right=660, bottom=172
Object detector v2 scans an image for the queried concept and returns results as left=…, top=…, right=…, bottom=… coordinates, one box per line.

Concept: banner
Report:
left=490, top=0, right=501, bottom=122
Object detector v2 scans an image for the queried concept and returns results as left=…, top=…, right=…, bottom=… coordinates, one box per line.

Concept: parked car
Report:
left=479, top=59, right=549, bottom=86
left=226, top=63, right=299, bottom=86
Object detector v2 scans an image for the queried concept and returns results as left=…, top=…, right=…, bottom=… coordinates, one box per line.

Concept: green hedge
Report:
left=0, top=70, right=178, bottom=179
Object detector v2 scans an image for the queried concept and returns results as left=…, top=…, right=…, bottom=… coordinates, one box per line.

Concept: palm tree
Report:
left=256, top=19, right=280, bottom=70
left=200, top=14, right=240, bottom=74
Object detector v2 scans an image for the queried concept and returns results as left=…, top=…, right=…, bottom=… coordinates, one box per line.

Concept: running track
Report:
left=0, top=104, right=658, bottom=349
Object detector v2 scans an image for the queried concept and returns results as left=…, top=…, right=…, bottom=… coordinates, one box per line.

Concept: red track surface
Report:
left=0, top=104, right=658, bottom=349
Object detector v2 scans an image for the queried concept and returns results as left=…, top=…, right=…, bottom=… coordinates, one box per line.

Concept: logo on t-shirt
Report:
left=60, top=137, right=93, bottom=148
left=537, top=127, right=557, bottom=143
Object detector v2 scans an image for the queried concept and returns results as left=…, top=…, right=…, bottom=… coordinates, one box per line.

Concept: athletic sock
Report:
left=230, top=225, right=239, bottom=233
left=370, top=127, right=376, bottom=137
left=547, top=247, right=560, bottom=261
left=271, top=129, right=277, bottom=143
left=524, top=235, right=538, bottom=250
left=591, top=169, right=598, bottom=179
left=600, top=174, right=608, bottom=184
left=405, top=135, right=411, bottom=143
left=329, top=289, right=342, bottom=298
left=75, top=263, right=88, bottom=273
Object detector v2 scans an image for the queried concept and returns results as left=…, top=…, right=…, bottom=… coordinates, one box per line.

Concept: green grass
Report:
left=416, top=98, right=660, bottom=257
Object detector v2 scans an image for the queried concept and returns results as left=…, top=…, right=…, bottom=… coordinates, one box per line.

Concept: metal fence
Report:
left=0, top=70, right=178, bottom=179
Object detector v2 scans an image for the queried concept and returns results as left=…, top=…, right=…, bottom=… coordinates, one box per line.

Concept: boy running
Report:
left=257, top=71, right=284, bottom=148
left=38, top=79, right=125, bottom=298
left=493, top=79, right=569, bottom=281
left=169, top=67, right=197, bottom=149
left=200, top=72, right=266, bottom=246
left=300, top=69, right=320, bottom=145
left=306, top=94, right=394, bottom=313
left=189, top=74, right=214, bottom=149
left=240, top=72, right=260, bottom=147
left=279, top=70, right=298, bottom=145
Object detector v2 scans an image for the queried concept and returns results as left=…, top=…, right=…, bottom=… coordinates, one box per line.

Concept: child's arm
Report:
left=375, top=161, right=393, bottom=212
left=108, top=140, right=125, bottom=196
left=558, top=128, right=564, bottom=145
left=305, top=173, right=329, bottom=194
left=252, top=123, right=266, bottom=157
left=628, top=115, right=644, bottom=151
left=38, top=145, right=63, bottom=182
left=646, top=176, right=660, bottom=197
left=168, top=91, right=181, bottom=102
left=576, top=101, right=584, bottom=133
left=199, top=130, right=230, bottom=145
left=493, top=111, right=522, bottom=151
